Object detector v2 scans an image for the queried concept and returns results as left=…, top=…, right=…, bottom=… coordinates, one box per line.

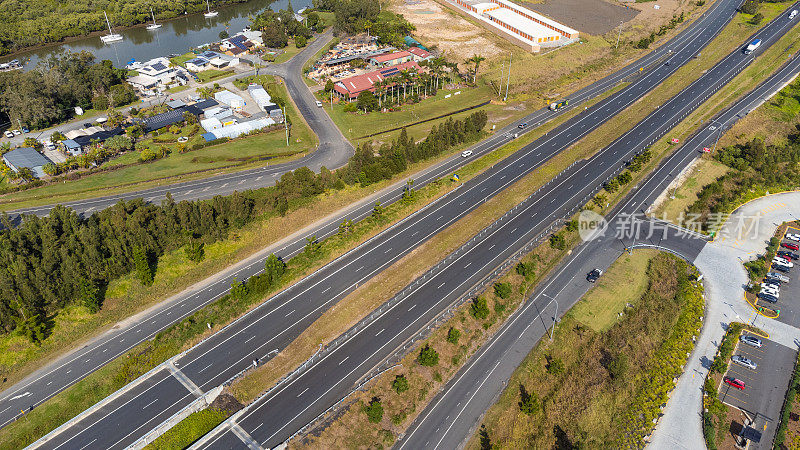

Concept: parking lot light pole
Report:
left=542, top=293, right=558, bottom=342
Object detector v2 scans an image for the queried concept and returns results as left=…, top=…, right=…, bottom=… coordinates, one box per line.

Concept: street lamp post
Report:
left=542, top=293, right=559, bottom=342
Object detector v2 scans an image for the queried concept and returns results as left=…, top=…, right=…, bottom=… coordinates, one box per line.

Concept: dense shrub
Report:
left=417, top=345, right=440, bottom=366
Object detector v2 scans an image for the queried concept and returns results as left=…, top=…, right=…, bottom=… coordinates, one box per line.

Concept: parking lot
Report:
left=755, top=226, right=800, bottom=328
left=719, top=333, right=797, bottom=448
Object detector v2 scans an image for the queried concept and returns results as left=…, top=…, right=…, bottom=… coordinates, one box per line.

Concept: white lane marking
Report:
left=142, top=399, right=158, bottom=409
left=198, top=363, right=213, bottom=373
left=438, top=282, right=446, bottom=289
left=245, top=336, right=256, bottom=344
left=375, top=328, right=385, bottom=336
left=9, top=392, right=31, bottom=401
left=464, top=262, right=471, bottom=269
left=78, top=438, right=98, bottom=450
left=384, top=247, right=393, bottom=254
left=408, top=304, right=417, bottom=311
left=339, top=356, right=349, bottom=366
left=285, top=309, right=296, bottom=317
left=297, top=387, right=309, bottom=397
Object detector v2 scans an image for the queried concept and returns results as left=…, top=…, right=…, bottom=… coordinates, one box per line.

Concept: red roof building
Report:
left=369, top=50, right=413, bottom=67
left=333, top=61, right=421, bottom=101
left=407, top=47, right=432, bottom=61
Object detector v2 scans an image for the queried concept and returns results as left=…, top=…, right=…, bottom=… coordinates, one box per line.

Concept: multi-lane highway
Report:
left=24, top=0, right=765, bottom=445
left=192, top=4, right=800, bottom=448
left=398, top=44, right=800, bottom=449
left=0, top=0, right=735, bottom=432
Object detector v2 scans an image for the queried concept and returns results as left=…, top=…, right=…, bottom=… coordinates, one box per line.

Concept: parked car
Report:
left=768, top=272, right=790, bottom=282
left=315, top=100, right=323, bottom=107
left=785, top=233, right=800, bottom=242
left=758, top=293, right=779, bottom=303
left=732, top=355, right=758, bottom=370
left=740, top=335, right=763, bottom=348
left=461, top=150, right=473, bottom=158
left=773, top=264, right=791, bottom=273
left=724, top=377, right=746, bottom=390
left=760, top=288, right=779, bottom=298
left=772, top=257, right=793, bottom=268
left=587, top=268, right=603, bottom=282
left=11, top=129, right=20, bottom=136
left=764, top=277, right=782, bottom=287
left=777, top=254, right=792, bottom=262
left=3, top=131, right=12, bottom=138
left=777, top=250, right=799, bottom=260
left=782, top=242, right=799, bottom=251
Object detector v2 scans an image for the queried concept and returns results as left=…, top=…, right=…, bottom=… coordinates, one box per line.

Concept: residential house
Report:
left=61, top=139, right=82, bottom=156
left=126, top=57, right=188, bottom=93
left=3, top=147, right=53, bottom=178
left=407, top=47, right=433, bottom=62
left=185, top=56, right=211, bottom=72
left=214, top=90, right=246, bottom=110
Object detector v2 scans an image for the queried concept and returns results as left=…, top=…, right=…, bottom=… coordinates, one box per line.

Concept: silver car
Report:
left=732, top=355, right=757, bottom=370
left=740, top=335, right=762, bottom=348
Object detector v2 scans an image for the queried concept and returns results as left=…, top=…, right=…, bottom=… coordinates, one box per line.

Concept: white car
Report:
left=761, top=286, right=779, bottom=297
left=790, top=9, right=798, bottom=19
left=11, top=129, right=20, bottom=136
left=768, top=272, right=790, bottom=282
left=773, top=257, right=793, bottom=268
left=315, top=100, right=323, bottom=107
left=461, top=150, right=473, bottom=158
left=785, top=233, right=800, bottom=242
left=3, top=131, right=13, bottom=138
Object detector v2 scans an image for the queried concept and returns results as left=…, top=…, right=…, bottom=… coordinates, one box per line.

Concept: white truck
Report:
left=744, top=39, right=761, bottom=55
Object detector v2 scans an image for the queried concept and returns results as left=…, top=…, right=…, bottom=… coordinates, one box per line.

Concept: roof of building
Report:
left=73, top=127, right=123, bottom=147
left=192, top=98, right=219, bottom=110
left=207, top=118, right=275, bottom=140
left=166, top=99, right=186, bottom=109
left=62, top=139, right=81, bottom=149
left=334, top=61, right=420, bottom=97
left=407, top=47, right=431, bottom=59
left=3, top=147, right=52, bottom=169
left=371, top=50, right=412, bottom=63
left=491, top=0, right=578, bottom=35
left=226, top=46, right=246, bottom=55
left=214, top=90, right=245, bottom=105
left=485, top=8, right=563, bottom=40
left=127, top=75, right=158, bottom=87
left=186, top=57, right=209, bottom=66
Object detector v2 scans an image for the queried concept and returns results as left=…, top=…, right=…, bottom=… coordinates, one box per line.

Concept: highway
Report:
left=22, top=0, right=763, bottom=445
left=397, top=20, right=800, bottom=450
left=184, top=1, right=800, bottom=448
left=0, top=0, right=733, bottom=431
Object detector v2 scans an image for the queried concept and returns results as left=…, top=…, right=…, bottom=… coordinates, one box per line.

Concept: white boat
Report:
left=203, top=0, right=218, bottom=18
left=146, top=7, right=162, bottom=30
left=101, top=11, right=123, bottom=43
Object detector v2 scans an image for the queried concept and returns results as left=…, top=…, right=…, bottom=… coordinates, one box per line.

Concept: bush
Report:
left=470, top=297, right=490, bottom=320
left=417, top=345, right=440, bottom=366
left=515, top=261, right=535, bottom=279
left=295, top=35, right=307, bottom=47
left=392, top=374, right=409, bottom=394
left=493, top=282, right=512, bottom=299
left=343, top=102, right=357, bottom=112
left=607, top=353, right=629, bottom=380
left=446, top=327, right=461, bottom=344
left=750, top=12, right=764, bottom=24
left=546, top=356, right=565, bottom=375
left=740, top=0, right=759, bottom=14
left=518, top=384, right=540, bottom=415
left=549, top=233, right=566, bottom=250
left=363, top=397, right=384, bottom=423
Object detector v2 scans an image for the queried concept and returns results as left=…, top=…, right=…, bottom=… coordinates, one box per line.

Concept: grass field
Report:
left=0, top=78, right=316, bottom=212
left=653, top=158, right=731, bottom=223
left=571, top=249, right=659, bottom=332
left=196, top=69, right=234, bottom=83
left=169, top=52, right=196, bottom=67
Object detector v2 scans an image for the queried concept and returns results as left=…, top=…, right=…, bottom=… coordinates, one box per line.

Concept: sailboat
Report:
left=146, top=7, right=162, bottom=30
left=203, top=0, right=218, bottom=18
left=100, top=11, right=123, bottom=43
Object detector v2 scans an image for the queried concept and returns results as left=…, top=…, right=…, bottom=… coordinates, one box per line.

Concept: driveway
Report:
left=649, top=192, right=800, bottom=449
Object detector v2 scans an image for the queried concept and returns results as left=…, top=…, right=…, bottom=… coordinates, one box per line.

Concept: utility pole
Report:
left=504, top=52, right=512, bottom=102
left=616, top=21, right=623, bottom=49
left=283, top=106, right=288, bottom=146
left=498, top=62, right=505, bottom=96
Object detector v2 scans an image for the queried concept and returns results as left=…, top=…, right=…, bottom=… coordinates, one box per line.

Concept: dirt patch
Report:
left=521, top=0, right=639, bottom=35
left=393, top=0, right=507, bottom=62
left=208, top=393, right=243, bottom=415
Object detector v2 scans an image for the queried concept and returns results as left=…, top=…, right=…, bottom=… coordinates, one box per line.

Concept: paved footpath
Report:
left=649, top=191, right=800, bottom=449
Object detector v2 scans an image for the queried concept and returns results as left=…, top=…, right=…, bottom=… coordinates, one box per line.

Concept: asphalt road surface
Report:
left=188, top=3, right=800, bottom=449
left=0, top=0, right=741, bottom=432
left=398, top=24, right=800, bottom=450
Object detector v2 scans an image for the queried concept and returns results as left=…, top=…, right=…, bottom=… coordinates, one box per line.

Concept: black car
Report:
left=587, top=268, right=603, bottom=282
left=774, top=264, right=791, bottom=273
left=758, top=293, right=779, bottom=303
left=778, top=250, right=799, bottom=260
left=764, top=278, right=782, bottom=287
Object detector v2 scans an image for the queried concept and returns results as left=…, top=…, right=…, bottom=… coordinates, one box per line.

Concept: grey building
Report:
left=3, top=147, right=53, bottom=178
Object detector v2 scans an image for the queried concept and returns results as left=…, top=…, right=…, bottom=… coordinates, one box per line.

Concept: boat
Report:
left=203, top=0, right=218, bottom=18
left=100, top=12, right=123, bottom=43
left=146, top=7, right=162, bottom=30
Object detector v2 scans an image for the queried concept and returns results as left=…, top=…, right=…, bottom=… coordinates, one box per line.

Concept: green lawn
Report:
left=326, top=84, right=494, bottom=141
left=570, top=249, right=659, bottom=332
left=170, top=52, right=196, bottom=68
left=273, top=35, right=317, bottom=65
left=653, top=158, right=731, bottom=223
left=196, top=69, right=234, bottom=83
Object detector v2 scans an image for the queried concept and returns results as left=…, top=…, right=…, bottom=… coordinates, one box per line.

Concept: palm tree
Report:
left=374, top=80, right=386, bottom=109
left=466, top=54, right=485, bottom=84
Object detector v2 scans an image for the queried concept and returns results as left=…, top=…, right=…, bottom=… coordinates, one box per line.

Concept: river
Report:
left=1, top=0, right=312, bottom=70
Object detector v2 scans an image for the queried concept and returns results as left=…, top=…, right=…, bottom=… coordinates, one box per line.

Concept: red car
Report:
left=724, top=377, right=746, bottom=390
left=782, top=242, right=800, bottom=251
left=778, top=254, right=792, bottom=261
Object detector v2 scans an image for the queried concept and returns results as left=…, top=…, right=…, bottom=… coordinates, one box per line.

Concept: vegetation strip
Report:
left=356, top=101, right=491, bottom=139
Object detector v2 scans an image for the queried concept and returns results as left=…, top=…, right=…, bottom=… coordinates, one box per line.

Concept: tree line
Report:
left=251, top=1, right=319, bottom=49
left=0, top=51, right=137, bottom=130
left=0, top=110, right=488, bottom=342
left=0, top=0, right=250, bottom=55
left=313, top=0, right=415, bottom=47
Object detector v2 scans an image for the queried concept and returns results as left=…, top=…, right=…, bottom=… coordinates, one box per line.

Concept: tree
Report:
left=42, top=162, right=58, bottom=176
left=23, top=137, right=40, bottom=148
left=304, top=235, right=321, bottom=255
left=185, top=241, right=205, bottom=262
left=493, top=282, right=512, bottom=299
left=324, top=78, right=335, bottom=93
left=546, top=355, right=565, bottom=375
left=417, top=345, right=439, bottom=366
left=515, top=262, right=534, bottom=279
left=751, top=12, right=764, bottom=24
left=446, top=327, right=461, bottom=344
left=740, top=0, right=759, bottom=15
left=363, top=397, right=384, bottom=423
left=230, top=278, right=248, bottom=300
left=479, top=425, right=493, bottom=450
left=372, top=201, right=384, bottom=218
left=518, top=384, right=540, bottom=415
left=466, top=54, right=485, bottom=83
left=133, top=245, right=154, bottom=286
left=219, top=30, right=229, bottom=40
left=549, top=233, right=566, bottom=250
left=607, top=353, right=629, bottom=380
left=77, top=278, right=101, bottom=313
left=264, top=253, right=286, bottom=287
left=356, top=90, right=378, bottom=112
left=392, top=374, right=409, bottom=394
left=295, top=35, right=307, bottom=47
left=470, top=297, right=490, bottom=320
left=50, top=131, right=66, bottom=142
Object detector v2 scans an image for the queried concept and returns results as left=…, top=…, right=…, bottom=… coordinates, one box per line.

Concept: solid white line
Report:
left=296, top=387, right=309, bottom=397
left=142, top=399, right=158, bottom=410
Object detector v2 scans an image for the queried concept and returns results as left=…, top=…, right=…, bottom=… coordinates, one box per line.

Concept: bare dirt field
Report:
left=522, top=0, right=639, bottom=35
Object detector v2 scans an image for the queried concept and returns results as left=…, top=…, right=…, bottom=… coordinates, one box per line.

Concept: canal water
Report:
left=2, top=0, right=312, bottom=70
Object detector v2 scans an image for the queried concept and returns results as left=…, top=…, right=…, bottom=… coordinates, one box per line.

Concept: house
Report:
left=200, top=117, right=224, bottom=132
left=140, top=105, right=203, bottom=132
left=61, top=139, right=82, bottom=156
left=126, top=57, right=188, bottom=93
left=214, top=90, right=246, bottom=110
left=72, top=127, right=123, bottom=149
left=166, top=99, right=186, bottom=109
left=240, top=30, right=263, bottom=47
left=185, top=57, right=211, bottom=72
left=333, top=61, right=421, bottom=101
left=369, top=50, right=413, bottom=67
left=407, top=47, right=433, bottom=62
left=198, top=51, right=239, bottom=68
left=3, top=147, right=53, bottom=178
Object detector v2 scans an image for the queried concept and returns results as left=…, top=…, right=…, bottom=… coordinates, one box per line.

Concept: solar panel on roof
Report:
left=151, top=62, right=167, bottom=71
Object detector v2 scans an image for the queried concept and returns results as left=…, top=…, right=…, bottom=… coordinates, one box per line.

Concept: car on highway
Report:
left=785, top=233, right=800, bottom=242
left=758, top=293, right=779, bottom=303
left=768, top=272, right=790, bottom=282
left=518, top=122, right=528, bottom=129
left=782, top=242, right=799, bottom=251
left=778, top=250, right=799, bottom=260
left=587, top=268, right=603, bottom=282
left=724, top=377, right=746, bottom=390
left=3, top=131, right=12, bottom=138
left=461, top=150, right=473, bottom=158
left=744, top=38, right=761, bottom=55
left=790, top=9, right=798, bottom=19
left=316, top=100, right=323, bottom=107
left=732, top=355, right=758, bottom=370
left=740, top=335, right=763, bottom=348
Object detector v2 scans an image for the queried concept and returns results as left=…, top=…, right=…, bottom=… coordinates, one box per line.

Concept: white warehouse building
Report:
left=214, top=90, right=246, bottom=110
left=247, top=84, right=276, bottom=112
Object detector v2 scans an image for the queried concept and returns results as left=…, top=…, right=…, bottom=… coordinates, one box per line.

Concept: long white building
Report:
left=451, top=0, right=578, bottom=52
